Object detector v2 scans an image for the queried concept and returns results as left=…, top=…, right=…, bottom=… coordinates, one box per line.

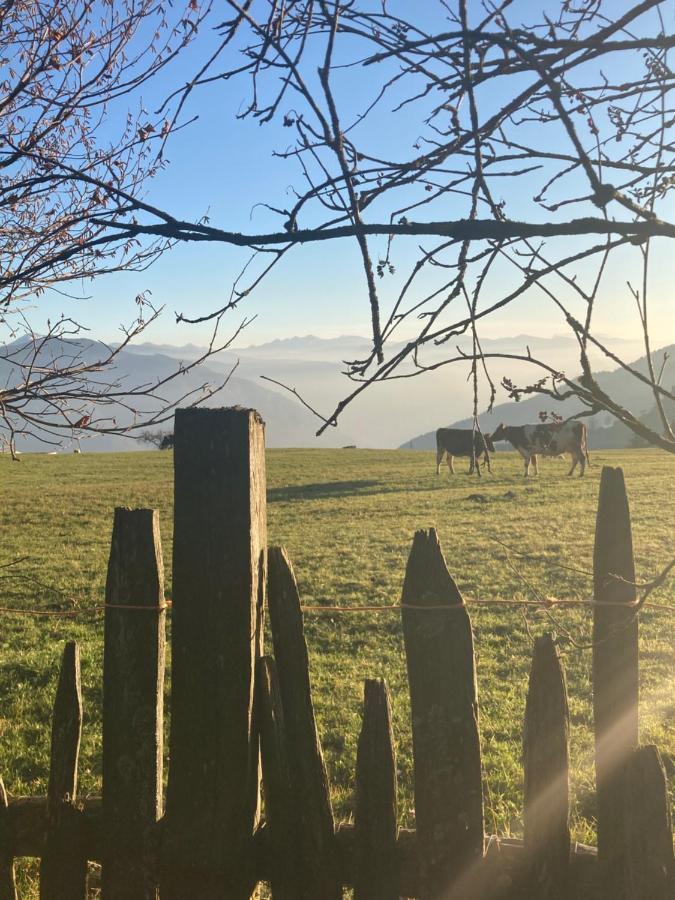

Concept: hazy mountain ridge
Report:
left=3, top=332, right=666, bottom=451
left=0, top=337, right=356, bottom=451
left=118, top=332, right=650, bottom=448
left=401, top=344, right=675, bottom=450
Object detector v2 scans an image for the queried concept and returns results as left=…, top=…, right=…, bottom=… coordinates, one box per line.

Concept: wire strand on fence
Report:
left=0, top=597, right=673, bottom=619
left=0, top=603, right=169, bottom=617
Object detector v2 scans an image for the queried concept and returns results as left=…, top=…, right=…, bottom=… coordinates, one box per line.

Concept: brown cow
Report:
left=436, top=428, right=495, bottom=476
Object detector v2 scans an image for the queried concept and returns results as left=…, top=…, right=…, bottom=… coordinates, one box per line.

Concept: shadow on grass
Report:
left=268, top=479, right=380, bottom=502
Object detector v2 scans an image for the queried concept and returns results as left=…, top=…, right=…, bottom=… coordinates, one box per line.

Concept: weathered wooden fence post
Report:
left=256, top=656, right=295, bottom=899
left=592, top=466, right=639, bottom=899
left=621, top=745, right=674, bottom=899
left=401, top=528, right=484, bottom=900
left=102, top=508, right=166, bottom=899
left=267, top=546, right=341, bottom=899
left=161, top=407, right=267, bottom=899
left=0, top=779, right=16, bottom=900
left=354, top=678, right=398, bottom=900
left=523, top=633, right=570, bottom=899
left=40, top=641, right=87, bottom=899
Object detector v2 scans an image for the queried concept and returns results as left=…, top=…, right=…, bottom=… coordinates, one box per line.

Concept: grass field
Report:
left=0, top=446, right=673, bottom=890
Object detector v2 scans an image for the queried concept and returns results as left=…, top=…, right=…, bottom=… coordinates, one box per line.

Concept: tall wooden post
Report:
left=40, top=642, right=86, bottom=899
left=401, top=528, right=483, bottom=900
left=592, top=466, right=639, bottom=899
left=354, top=678, right=398, bottom=900
left=621, top=745, right=674, bottom=899
left=523, top=633, right=570, bottom=899
left=161, top=407, right=267, bottom=899
left=267, top=547, right=341, bottom=899
left=0, top=779, right=16, bottom=900
left=256, top=656, right=295, bottom=900
left=102, top=508, right=166, bottom=899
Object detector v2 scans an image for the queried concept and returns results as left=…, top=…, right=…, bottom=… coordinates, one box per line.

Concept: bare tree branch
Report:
left=3, top=0, right=674, bottom=450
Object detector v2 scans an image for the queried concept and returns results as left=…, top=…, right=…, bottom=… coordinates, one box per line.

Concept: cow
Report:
left=490, top=421, right=590, bottom=477
left=435, top=428, right=495, bottom=476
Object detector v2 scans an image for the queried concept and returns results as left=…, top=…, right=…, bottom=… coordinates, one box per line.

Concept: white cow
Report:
left=491, top=421, right=590, bottom=476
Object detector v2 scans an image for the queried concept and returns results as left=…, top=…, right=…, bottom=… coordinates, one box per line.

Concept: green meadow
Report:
left=0, top=447, right=673, bottom=890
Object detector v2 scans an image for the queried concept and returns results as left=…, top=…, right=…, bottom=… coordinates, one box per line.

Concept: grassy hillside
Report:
left=0, top=447, right=673, bottom=891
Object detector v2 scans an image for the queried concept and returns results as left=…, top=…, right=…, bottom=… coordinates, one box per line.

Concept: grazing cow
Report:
left=435, top=428, right=495, bottom=476
left=491, top=421, right=589, bottom=477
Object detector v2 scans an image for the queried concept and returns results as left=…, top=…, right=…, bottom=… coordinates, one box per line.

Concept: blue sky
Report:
left=40, top=0, right=675, bottom=356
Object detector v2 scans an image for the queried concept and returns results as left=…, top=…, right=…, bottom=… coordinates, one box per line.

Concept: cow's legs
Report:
left=532, top=454, right=539, bottom=476
left=469, top=455, right=481, bottom=477
left=567, top=451, right=586, bottom=477
left=436, top=447, right=444, bottom=475
left=447, top=454, right=455, bottom=475
left=575, top=451, right=586, bottom=476
left=484, top=452, right=492, bottom=474
left=518, top=449, right=530, bottom=477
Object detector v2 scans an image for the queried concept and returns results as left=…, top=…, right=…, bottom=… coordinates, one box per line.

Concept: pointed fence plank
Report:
left=0, top=779, right=16, bottom=900
left=620, top=745, right=674, bottom=899
left=40, top=641, right=86, bottom=900
left=592, top=466, right=639, bottom=898
left=161, top=407, right=267, bottom=899
left=401, top=528, right=483, bottom=899
left=267, top=546, right=341, bottom=899
left=523, top=633, right=570, bottom=899
left=257, top=656, right=295, bottom=899
left=102, top=508, right=166, bottom=899
left=354, top=678, right=398, bottom=900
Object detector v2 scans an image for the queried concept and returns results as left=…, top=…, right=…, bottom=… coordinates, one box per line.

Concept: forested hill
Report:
left=401, top=344, right=675, bottom=450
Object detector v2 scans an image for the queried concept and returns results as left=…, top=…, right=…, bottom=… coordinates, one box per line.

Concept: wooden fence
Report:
left=0, top=407, right=673, bottom=899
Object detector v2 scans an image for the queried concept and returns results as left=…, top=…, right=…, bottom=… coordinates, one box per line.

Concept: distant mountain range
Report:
left=0, top=336, right=356, bottom=452
left=2, top=331, right=668, bottom=451
left=401, top=344, right=675, bottom=451
left=119, top=332, right=650, bottom=449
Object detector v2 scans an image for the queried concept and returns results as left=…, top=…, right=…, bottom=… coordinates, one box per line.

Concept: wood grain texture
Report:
left=620, top=745, right=674, bottom=900
left=102, top=507, right=166, bottom=899
left=0, top=779, right=16, bottom=900
left=592, top=466, right=639, bottom=898
left=354, top=678, right=398, bottom=900
left=257, top=656, right=295, bottom=899
left=523, top=634, right=570, bottom=899
left=161, top=407, right=266, bottom=898
left=267, top=546, right=341, bottom=899
left=2, top=796, right=668, bottom=898
left=401, top=528, right=484, bottom=899
left=40, top=641, right=86, bottom=900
